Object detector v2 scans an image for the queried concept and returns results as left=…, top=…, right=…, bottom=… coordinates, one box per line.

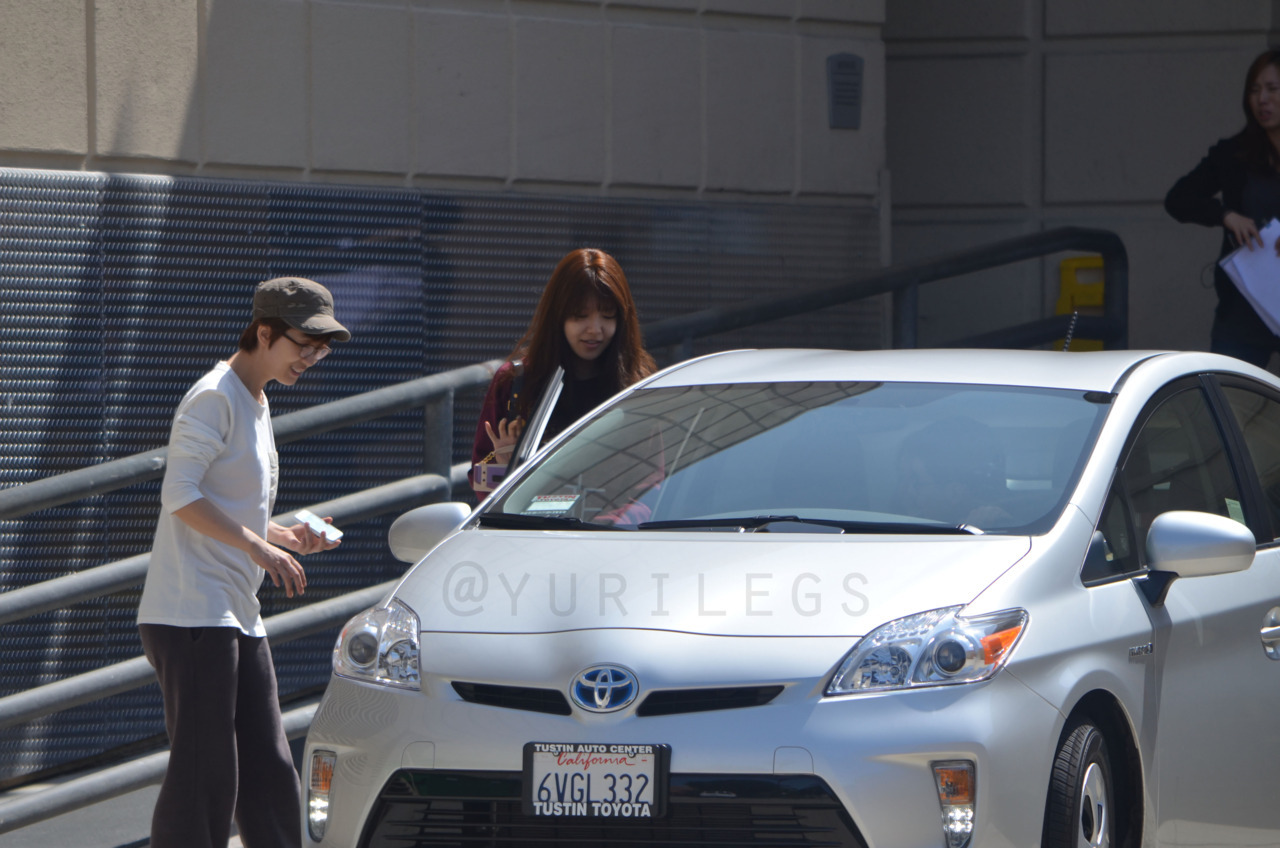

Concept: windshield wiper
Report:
left=636, top=515, right=980, bottom=535
left=477, top=512, right=622, bottom=531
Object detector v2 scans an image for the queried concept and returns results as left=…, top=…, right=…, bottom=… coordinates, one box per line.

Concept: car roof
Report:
left=644, top=348, right=1172, bottom=393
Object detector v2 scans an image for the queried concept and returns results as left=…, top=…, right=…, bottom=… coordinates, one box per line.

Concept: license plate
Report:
left=523, top=742, right=669, bottom=818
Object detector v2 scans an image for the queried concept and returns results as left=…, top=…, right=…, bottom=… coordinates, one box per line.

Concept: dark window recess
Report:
left=636, top=686, right=785, bottom=717
left=450, top=682, right=572, bottom=716
left=826, top=53, right=864, bottom=129
left=360, top=770, right=869, bottom=848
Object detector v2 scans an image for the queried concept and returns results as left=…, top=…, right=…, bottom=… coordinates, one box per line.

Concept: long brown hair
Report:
left=1236, top=49, right=1280, bottom=172
left=507, top=248, right=656, bottom=418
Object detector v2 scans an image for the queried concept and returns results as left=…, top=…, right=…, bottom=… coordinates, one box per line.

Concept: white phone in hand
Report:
left=294, top=508, right=344, bottom=542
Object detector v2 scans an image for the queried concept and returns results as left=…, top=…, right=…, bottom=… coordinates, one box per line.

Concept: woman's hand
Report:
left=1225, top=211, right=1263, bottom=249
left=484, top=417, right=524, bottom=462
left=249, top=538, right=307, bottom=598
left=271, top=519, right=341, bottom=556
left=175, top=497, right=309, bottom=596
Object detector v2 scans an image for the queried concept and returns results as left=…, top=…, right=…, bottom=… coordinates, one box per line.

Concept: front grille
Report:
left=450, top=682, right=571, bottom=716
left=450, top=681, right=783, bottom=718
left=637, top=686, right=785, bottom=717
left=359, top=770, right=868, bottom=847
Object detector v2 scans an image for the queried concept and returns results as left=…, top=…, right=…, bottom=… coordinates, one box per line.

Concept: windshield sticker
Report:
left=524, top=494, right=581, bottom=515
left=1225, top=498, right=1246, bottom=524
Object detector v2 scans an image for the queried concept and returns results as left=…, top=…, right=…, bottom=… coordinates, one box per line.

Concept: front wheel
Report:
left=1043, top=718, right=1114, bottom=848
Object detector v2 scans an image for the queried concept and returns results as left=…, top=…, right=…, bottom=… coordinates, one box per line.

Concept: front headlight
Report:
left=826, top=606, right=1027, bottom=695
left=332, top=598, right=421, bottom=689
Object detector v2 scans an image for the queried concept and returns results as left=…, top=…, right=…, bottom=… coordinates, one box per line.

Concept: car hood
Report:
left=394, top=529, right=1032, bottom=637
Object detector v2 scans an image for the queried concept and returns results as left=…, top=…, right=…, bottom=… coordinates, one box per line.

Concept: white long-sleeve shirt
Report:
left=137, top=361, right=278, bottom=636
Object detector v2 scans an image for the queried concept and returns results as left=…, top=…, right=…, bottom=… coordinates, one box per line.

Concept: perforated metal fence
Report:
left=0, top=167, right=883, bottom=785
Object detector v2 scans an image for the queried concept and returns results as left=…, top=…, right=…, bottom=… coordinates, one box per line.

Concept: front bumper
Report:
left=360, top=770, right=865, bottom=847
left=304, top=663, right=1061, bottom=848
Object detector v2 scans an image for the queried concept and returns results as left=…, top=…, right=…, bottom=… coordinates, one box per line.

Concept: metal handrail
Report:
left=0, top=700, right=319, bottom=832
left=641, top=225, right=1127, bottom=354
left=0, top=226, right=1129, bottom=831
left=0, top=469, right=464, bottom=628
left=0, top=463, right=469, bottom=731
left=890, top=226, right=1127, bottom=349
left=0, top=361, right=500, bottom=521
left=0, top=227, right=1126, bottom=524
left=0, top=581, right=395, bottom=732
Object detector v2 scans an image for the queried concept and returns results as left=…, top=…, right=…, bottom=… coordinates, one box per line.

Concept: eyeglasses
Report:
left=281, top=332, right=332, bottom=362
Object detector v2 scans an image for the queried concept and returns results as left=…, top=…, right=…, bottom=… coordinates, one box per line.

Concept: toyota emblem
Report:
left=570, top=665, right=638, bottom=712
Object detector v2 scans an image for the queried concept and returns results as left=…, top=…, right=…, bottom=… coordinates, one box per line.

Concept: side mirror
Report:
left=1137, top=510, right=1255, bottom=606
left=388, top=502, right=472, bottom=564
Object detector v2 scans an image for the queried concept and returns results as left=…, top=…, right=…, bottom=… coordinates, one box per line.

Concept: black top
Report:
left=1165, top=135, right=1280, bottom=343
left=469, top=364, right=617, bottom=495
left=544, top=372, right=613, bottom=445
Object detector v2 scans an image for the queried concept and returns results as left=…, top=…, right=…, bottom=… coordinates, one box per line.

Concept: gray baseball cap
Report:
left=252, top=277, right=351, bottom=342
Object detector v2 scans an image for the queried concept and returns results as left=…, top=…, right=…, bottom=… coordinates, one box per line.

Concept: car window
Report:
left=488, top=381, right=1109, bottom=535
left=1221, top=385, right=1280, bottom=541
left=1091, top=487, right=1139, bottom=579
left=1107, top=387, right=1245, bottom=566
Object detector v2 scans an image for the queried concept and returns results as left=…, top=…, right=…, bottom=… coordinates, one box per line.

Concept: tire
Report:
left=1043, top=719, right=1114, bottom=848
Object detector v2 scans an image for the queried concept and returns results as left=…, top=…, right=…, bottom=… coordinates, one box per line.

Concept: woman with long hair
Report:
left=469, top=247, right=656, bottom=497
left=1166, top=48, right=1280, bottom=366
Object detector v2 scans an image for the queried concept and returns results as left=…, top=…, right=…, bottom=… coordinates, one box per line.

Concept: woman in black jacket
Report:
left=1166, top=48, right=1280, bottom=367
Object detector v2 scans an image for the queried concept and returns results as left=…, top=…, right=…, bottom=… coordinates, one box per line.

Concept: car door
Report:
left=1113, top=379, right=1280, bottom=845
left=512, top=365, right=565, bottom=469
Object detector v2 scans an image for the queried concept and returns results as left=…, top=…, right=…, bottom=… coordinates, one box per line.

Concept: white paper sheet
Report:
left=1219, top=217, right=1280, bottom=335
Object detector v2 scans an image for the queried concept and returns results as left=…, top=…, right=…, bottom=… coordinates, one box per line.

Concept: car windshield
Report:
left=485, top=381, right=1110, bottom=535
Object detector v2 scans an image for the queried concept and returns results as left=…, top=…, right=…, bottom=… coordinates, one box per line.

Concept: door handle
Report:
left=1263, top=608, right=1280, bottom=660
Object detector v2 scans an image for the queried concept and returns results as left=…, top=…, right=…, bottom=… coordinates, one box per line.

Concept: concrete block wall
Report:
left=885, top=0, right=1276, bottom=351
left=0, top=0, right=886, bottom=205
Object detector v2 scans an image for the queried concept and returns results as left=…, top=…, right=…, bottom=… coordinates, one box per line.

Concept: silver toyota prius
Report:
left=303, top=348, right=1280, bottom=848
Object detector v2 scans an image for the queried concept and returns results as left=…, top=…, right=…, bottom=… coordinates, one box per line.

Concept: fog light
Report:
left=308, top=749, right=336, bottom=842
left=932, top=760, right=975, bottom=848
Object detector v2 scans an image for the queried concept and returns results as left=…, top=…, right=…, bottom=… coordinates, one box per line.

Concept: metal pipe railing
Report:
left=0, top=700, right=319, bottom=833
left=890, top=227, right=1128, bottom=349
left=641, top=226, right=1128, bottom=352
left=0, top=227, right=1126, bottom=526
left=0, top=224, right=1131, bottom=731
left=0, top=226, right=1129, bottom=831
left=0, top=469, right=460, bottom=628
left=0, top=580, right=394, bottom=731
left=0, top=465, right=472, bottom=834
left=0, top=361, right=499, bottom=521
left=0, top=462, right=471, bottom=729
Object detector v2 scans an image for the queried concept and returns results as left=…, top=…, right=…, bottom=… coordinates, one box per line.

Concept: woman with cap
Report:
left=136, top=277, right=350, bottom=848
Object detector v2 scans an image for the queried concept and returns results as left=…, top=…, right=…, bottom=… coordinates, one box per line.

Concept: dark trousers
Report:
left=139, top=624, right=301, bottom=848
left=1211, top=286, right=1280, bottom=369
